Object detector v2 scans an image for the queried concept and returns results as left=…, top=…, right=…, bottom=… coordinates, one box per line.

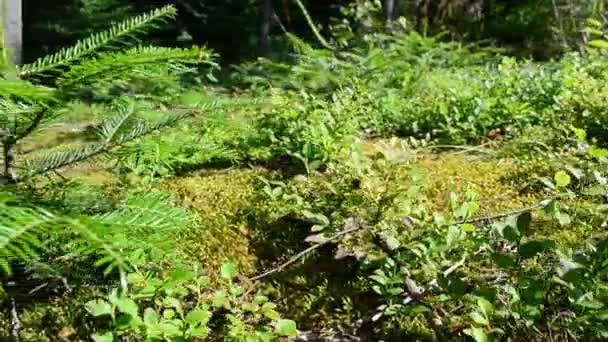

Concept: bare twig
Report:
left=249, top=219, right=370, bottom=281
left=451, top=198, right=551, bottom=226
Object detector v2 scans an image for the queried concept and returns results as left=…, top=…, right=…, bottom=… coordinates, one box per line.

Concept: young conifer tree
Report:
left=0, top=5, right=216, bottom=278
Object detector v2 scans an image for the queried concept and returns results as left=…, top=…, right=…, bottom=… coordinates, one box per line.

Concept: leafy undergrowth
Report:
left=3, top=21, right=608, bottom=341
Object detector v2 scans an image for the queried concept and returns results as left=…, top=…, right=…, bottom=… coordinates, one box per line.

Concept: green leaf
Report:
left=187, top=326, right=210, bottom=337
left=212, top=290, right=230, bottom=308
left=275, top=319, right=297, bottom=337
left=461, top=223, right=476, bottom=232
left=220, top=263, right=238, bottom=280
left=556, top=212, right=571, bottom=226
left=169, top=267, right=195, bottom=282
left=446, top=225, right=461, bottom=247
left=589, top=146, right=608, bottom=159
left=589, top=39, right=608, bottom=49
left=92, top=332, right=114, bottom=342
left=501, top=225, right=521, bottom=243
left=159, top=321, right=182, bottom=337
left=143, top=308, right=159, bottom=326
left=263, top=308, right=281, bottom=320
left=310, top=224, right=326, bottom=232
left=254, top=295, right=269, bottom=305
left=163, top=297, right=183, bottom=314
left=85, top=299, right=113, bottom=317
left=516, top=212, right=532, bottom=232
left=186, top=308, right=210, bottom=325
left=470, top=312, right=489, bottom=325
left=519, top=240, right=556, bottom=259
left=114, top=297, right=139, bottom=318
left=477, top=297, right=494, bottom=316
left=491, top=253, right=516, bottom=269
left=464, top=327, right=488, bottom=342
left=554, top=171, right=571, bottom=187
left=301, top=210, right=330, bottom=225
left=163, top=309, right=175, bottom=319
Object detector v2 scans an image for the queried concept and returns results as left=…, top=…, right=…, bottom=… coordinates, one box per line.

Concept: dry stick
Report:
left=248, top=222, right=369, bottom=282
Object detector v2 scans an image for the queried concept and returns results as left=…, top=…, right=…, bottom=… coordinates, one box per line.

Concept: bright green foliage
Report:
left=85, top=263, right=296, bottom=341
left=0, top=5, right=215, bottom=281
left=5, top=3, right=608, bottom=341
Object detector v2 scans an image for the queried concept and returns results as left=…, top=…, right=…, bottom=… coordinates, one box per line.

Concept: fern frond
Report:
left=17, top=5, right=178, bottom=79
left=17, top=109, right=196, bottom=180
left=57, top=46, right=217, bottom=90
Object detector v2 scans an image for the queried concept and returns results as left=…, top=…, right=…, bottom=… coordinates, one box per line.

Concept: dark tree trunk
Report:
left=259, top=0, right=273, bottom=56
left=382, top=0, right=396, bottom=22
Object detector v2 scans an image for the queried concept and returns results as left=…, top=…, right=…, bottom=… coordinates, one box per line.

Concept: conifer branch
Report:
left=17, top=109, right=196, bottom=181
left=57, top=46, right=217, bottom=90
left=17, top=5, right=178, bottom=79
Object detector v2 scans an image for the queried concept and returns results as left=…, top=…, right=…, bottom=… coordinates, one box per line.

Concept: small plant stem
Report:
left=248, top=220, right=370, bottom=281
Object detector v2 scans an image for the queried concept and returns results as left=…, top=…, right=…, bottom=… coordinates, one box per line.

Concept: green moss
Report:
left=162, top=168, right=268, bottom=276
left=415, top=152, right=540, bottom=215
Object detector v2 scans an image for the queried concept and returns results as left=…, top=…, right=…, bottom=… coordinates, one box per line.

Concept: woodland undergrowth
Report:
left=2, top=5, right=608, bottom=342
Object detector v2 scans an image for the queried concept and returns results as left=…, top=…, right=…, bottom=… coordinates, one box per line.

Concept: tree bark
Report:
left=383, top=0, right=395, bottom=22
left=1, top=0, right=23, bottom=65
left=259, top=0, right=273, bottom=56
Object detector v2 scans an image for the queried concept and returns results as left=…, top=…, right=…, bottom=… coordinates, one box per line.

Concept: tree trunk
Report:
left=383, top=0, right=395, bottom=22
left=1, top=0, right=22, bottom=65
left=259, top=0, right=273, bottom=56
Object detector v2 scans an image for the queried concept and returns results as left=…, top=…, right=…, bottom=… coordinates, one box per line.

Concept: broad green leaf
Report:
left=163, top=297, right=183, bottom=314
left=477, top=297, right=494, bottom=316
left=589, top=146, right=608, bottom=159
left=310, top=224, right=326, bottom=232
left=144, top=308, right=159, bottom=326
left=220, top=263, right=238, bottom=280
left=554, top=171, right=571, bottom=187
left=159, top=321, right=182, bottom=337
left=501, top=225, right=521, bottom=243
left=263, top=308, right=281, bottom=320
left=301, top=210, right=330, bottom=225
left=212, top=290, right=230, bottom=308
left=556, top=212, right=571, bottom=226
left=589, top=39, right=608, bottom=49
left=275, top=319, right=297, bottom=337
left=446, top=225, right=461, bottom=247
left=516, top=212, right=532, bottom=233
left=163, top=309, right=175, bottom=319
left=254, top=295, right=269, bottom=305
left=464, top=327, right=488, bottom=342
left=519, top=240, right=556, bottom=259
left=85, top=299, right=113, bottom=317
left=185, top=308, right=210, bottom=325
left=92, top=332, right=114, bottom=342
left=461, top=223, right=476, bottom=232
left=491, top=253, right=516, bottom=269
left=187, top=326, right=210, bottom=337
left=169, top=267, right=195, bottom=282
left=114, top=297, right=139, bottom=318
left=470, top=312, right=488, bottom=325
